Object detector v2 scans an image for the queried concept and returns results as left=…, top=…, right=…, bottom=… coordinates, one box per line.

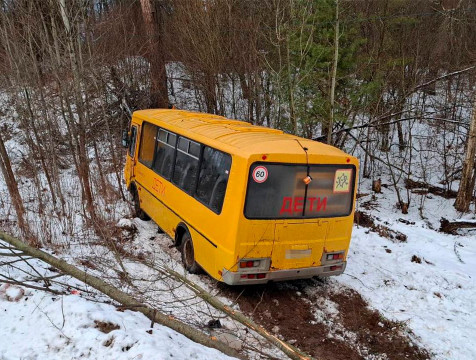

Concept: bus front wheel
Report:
left=181, top=233, right=201, bottom=274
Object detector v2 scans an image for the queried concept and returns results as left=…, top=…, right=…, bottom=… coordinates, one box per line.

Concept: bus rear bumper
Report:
left=222, top=262, right=346, bottom=285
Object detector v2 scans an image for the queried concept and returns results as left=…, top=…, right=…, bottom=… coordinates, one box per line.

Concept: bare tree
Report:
left=454, top=95, right=476, bottom=212
left=327, top=0, right=339, bottom=145
left=140, top=0, right=169, bottom=108
left=0, top=132, right=32, bottom=243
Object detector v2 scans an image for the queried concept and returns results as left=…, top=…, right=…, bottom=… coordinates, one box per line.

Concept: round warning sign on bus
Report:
left=252, top=166, right=268, bottom=183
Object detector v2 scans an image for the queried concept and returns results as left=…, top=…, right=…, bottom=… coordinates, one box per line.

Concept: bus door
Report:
left=126, top=125, right=138, bottom=180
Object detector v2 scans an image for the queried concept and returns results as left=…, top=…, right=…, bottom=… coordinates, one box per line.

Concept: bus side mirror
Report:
left=122, top=130, right=129, bottom=148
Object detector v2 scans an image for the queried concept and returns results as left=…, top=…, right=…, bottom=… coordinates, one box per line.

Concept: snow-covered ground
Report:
left=0, top=252, right=236, bottom=360
left=339, top=178, right=476, bottom=360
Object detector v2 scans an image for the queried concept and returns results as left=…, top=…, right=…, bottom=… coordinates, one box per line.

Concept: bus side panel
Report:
left=188, top=227, right=216, bottom=276
left=190, top=154, right=246, bottom=279
left=134, top=161, right=222, bottom=278
left=138, top=180, right=219, bottom=276
left=134, top=162, right=190, bottom=242
left=138, top=182, right=166, bottom=227
left=124, top=157, right=132, bottom=190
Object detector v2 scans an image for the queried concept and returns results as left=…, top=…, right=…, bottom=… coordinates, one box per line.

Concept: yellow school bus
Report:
left=123, top=109, right=358, bottom=285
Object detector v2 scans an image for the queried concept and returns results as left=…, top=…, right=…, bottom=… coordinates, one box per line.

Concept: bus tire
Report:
left=181, top=233, right=201, bottom=274
left=131, top=184, right=150, bottom=221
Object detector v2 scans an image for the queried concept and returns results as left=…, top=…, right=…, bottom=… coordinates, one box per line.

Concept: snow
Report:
left=0, top=292, right=235, bottom=360
left=0, top=253, right=236, bottom=360
left=338, top=179, right=476, bottom=360
left=2, top=284, right=25, bottom=301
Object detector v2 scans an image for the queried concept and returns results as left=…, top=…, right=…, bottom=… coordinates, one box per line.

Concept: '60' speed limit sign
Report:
left=252, top=166, right=268, bottom=183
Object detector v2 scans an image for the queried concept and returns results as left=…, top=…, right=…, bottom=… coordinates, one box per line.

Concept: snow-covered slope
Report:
left=339, top=178, right=476, bottom=360
left=0, top=253, right=236, bottom=360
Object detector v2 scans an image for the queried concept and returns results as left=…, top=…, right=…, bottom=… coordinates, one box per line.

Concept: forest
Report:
left=0, top=1, right=475, bottom=359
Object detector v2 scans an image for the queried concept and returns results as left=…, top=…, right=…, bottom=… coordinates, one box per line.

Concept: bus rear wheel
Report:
left=181, top=233, right=201, bottom=274
left=131, top=185, right=150, bottom=221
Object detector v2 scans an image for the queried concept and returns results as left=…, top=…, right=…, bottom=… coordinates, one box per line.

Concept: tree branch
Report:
left=0, top=230, right=243, bottom=360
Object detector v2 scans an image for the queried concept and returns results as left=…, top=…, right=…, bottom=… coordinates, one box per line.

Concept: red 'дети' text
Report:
left=279, top=196, right=327, bottom=215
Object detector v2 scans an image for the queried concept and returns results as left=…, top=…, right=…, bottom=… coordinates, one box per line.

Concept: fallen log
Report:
left=404, top=178, right=470, bottom=199
left=144, top=261, right=314, bottom=360
left=439, top=218, right=476, bottom=235
left=0, top=230, right=242, bottom=359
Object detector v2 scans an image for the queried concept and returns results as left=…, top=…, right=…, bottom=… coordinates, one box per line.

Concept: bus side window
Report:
left=172, top=137, right=199, bottom=194
left=128, top=126, right=137, bottom=158
left=138, top=122, right=157, bottom=168
left=196, top=147, right=231, bottom=213
left=153, top=129, right=176, bottom=179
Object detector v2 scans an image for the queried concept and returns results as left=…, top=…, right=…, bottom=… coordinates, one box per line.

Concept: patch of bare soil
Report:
left=354, top=211, right=407, bottom=242
left=94, top=320, right=120, bottom=334
left=219, top=279, right=429, bottom=360
left=219, top=281, right=363, bottom=360
left=329, top=288, right=429, bottom=360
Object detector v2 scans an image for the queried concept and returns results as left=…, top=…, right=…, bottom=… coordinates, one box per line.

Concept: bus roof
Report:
left=133, top=109, right=349, bottom=158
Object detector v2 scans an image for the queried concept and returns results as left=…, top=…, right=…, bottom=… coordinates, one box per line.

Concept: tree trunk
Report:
left=204, top=70, right=218, bottom=114
left=58, top=0, right=97, bottom=222
left=396, top=121, right=405, bottom=153
left=455, top=96, right=476, bottom=212
left=327, top=0, right=339, bottom=145
left=0, top=132, right=32, bottom=242
left=140, top=0, right=169, bottom=108
left=22, top=88, right=57, bottom=209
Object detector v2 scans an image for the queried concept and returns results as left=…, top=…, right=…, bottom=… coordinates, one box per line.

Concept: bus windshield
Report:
left=244, top=163, right=355, bottom=219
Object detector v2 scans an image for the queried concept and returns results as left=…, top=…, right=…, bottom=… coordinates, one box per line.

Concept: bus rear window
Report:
left=244, top=163, right=355, bottom=219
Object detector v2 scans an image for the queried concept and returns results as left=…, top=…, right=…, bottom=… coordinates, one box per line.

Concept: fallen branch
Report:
left=411, top=66, right=476, bottom=93
left=405, top=178, right=461, bottom=199
left=0, top=232, right=242, bottom=359
left=315, top=115, right=469, bottom=142
left=145, top=261, right=315, bottom=360
left=439, top=218, right=476, bottom=235
left=0, top=252, right=26, bottom=257
left=314, top=65, right=476, bottom=142
left=0, top=279, right=64, bottom=295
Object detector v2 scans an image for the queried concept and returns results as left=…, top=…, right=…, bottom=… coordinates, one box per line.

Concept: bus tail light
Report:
left=240, top=260, right=260, bottom=268
left=326, top=252, right=344, bottom=261
left=239, top=273, right=267, bottom=280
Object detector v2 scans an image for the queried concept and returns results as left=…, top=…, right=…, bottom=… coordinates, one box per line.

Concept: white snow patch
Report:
left=340, top=186, right=476, bottom=360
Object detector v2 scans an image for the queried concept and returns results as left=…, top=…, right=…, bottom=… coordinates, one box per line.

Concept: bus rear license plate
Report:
left=285, top=249, right=311, bottom=259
